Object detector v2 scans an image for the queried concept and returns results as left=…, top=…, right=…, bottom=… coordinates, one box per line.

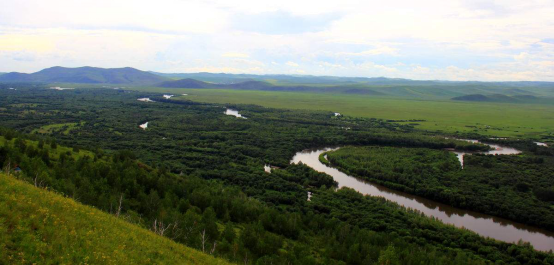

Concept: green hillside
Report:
left=0, top=173, right=229, bottom=264
left=154, top=78, right=554, bottom=99
left=158, top=78, right=214, bottom=88
left=452, top=94, right=540, bottom=103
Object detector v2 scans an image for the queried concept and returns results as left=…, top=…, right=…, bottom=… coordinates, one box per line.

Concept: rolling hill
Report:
left=0, top=172, right=229, bottom=264
left=2, top=66, right=554, bottom=99
left=158, top=78, right=387, bottom=95
left=152, top=72, right=554, bottom=99
left=158, top=78, right=274, bottom=89
left=151, top=71, right=554, bottom=87
left=452, top=94, right=495, bottom=102
left=0, top=66, right=169, bottom=84
left=452, top=93, right=540, bottom=103
left=158, top=78, right=552, bottom=99
left=158, top=78, right=215, bottom=88
left=157, top=78, right=553, bottom=101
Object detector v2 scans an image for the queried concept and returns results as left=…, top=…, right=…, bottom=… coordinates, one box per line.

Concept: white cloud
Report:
left=403, top=62, right=554, bottom=81
left=411, top=65, right=431, bottom=74
left=286, top=61, right=299, bottom=67
left=374, top=65, right=397, bottom=72
left=513, top=52, right=529, bottom=61
left=360, top=62, right=398, bottom=72
left=0, top=0, right=553, bottom=80
left=0, top=33, right=55, bottom=52
left=0, top=0, right=228, bottom=34
left=337, top=46, right=399, bottom=57
left=222, top=52, right=250, bottom=58
left=319, top=62, right=346, bottom=69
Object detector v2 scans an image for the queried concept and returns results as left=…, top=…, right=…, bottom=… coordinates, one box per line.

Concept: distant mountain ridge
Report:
left=152, top=71, right=427, bottom=85
left=157, top=78, right=387, bottom=94
left=2, top=67, right=553, bottom=100
left=151, top=71, right=554, bottom=87
left=452, top=94, right=539, bottom=103
left=157, top=78, right=214, bottom=88
left=152, top=71, right=554, bottom=100
left=0, top=66, right=168, bottom=84
left=157, top=78, right=553, bottom=100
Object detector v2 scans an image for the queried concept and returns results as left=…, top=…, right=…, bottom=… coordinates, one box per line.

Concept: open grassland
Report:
left=0, top=136, right=92, bottom=160
left=31, top=122, right=84, bottom=135
left=135, top=87, right=554, bottom=139
left=0, top=173, right=229, bottom=265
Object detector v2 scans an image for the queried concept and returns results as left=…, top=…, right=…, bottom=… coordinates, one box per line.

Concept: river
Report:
left=224, top=109, right=247, bottom=119
left=451, top=139, right=521, bottom=167
left=291, top=146, right=554, bottom=252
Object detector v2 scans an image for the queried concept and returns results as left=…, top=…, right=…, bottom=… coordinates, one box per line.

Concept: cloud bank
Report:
left=0, top=0, right=553, bottom=81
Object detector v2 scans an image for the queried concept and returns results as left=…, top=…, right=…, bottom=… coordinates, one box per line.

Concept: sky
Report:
left=1, top=0, right=553, bottom=81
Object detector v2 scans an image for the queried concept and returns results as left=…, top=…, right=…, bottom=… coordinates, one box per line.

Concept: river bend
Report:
left=291, top=147, right=554, bottom=252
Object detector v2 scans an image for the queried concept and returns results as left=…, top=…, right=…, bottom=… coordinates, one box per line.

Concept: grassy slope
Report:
left=31, top=122, right=83, bottom=135
left=0, top=136, right=92, bottom=161
left=0, top=173, right=229, bottom=265
left=133, top=87, right=554, bottom=139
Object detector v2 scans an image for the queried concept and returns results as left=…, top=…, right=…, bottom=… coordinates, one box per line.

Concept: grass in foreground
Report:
left=0, top=173, right=229, bottom=265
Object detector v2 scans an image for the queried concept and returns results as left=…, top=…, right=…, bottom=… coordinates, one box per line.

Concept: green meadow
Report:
left=0, top=136, right=93, bottom=160
left=32, top=122, right=84, bottom=135
left=135, top=87, right=554, bottom=139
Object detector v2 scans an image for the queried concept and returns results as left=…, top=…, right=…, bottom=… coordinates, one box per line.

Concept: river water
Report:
left=451, top=139, right=521, bottom=167
left=224, top=109, right=247, bottom=119
left=291, top=147, right=554, bottom=252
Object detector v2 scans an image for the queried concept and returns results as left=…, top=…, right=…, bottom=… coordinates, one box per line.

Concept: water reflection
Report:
left=451, top=139, right=521, bottom=167
left=291, top=148, right=554, bottom=251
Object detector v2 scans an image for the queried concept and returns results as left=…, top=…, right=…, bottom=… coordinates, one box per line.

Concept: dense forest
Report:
left=324, top=146, right=554, bottom=231
left=1, top=86, right=553, bottom=264
left=0, top=86, right=488, bottom=208
left=2, top=131, right=554, bottom=264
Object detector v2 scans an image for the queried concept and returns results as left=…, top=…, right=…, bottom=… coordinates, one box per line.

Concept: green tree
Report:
left=201, top=207, right=219, bottom=241
left=222, top=222, right=236, bottom=243
left=378, top=245, right=399, bottom=265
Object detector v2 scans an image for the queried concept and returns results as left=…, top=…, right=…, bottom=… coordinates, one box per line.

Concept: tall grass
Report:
left=0, top=173, right=230, bottom=264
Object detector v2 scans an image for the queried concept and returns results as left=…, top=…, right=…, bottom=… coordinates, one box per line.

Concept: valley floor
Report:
left=139, top=87, right=554, bottom=139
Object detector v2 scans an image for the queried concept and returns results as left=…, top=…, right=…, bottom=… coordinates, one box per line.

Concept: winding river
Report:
left=451, top=139, right=522, bottom=167
left=291, top=145, right=554, bottom=252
